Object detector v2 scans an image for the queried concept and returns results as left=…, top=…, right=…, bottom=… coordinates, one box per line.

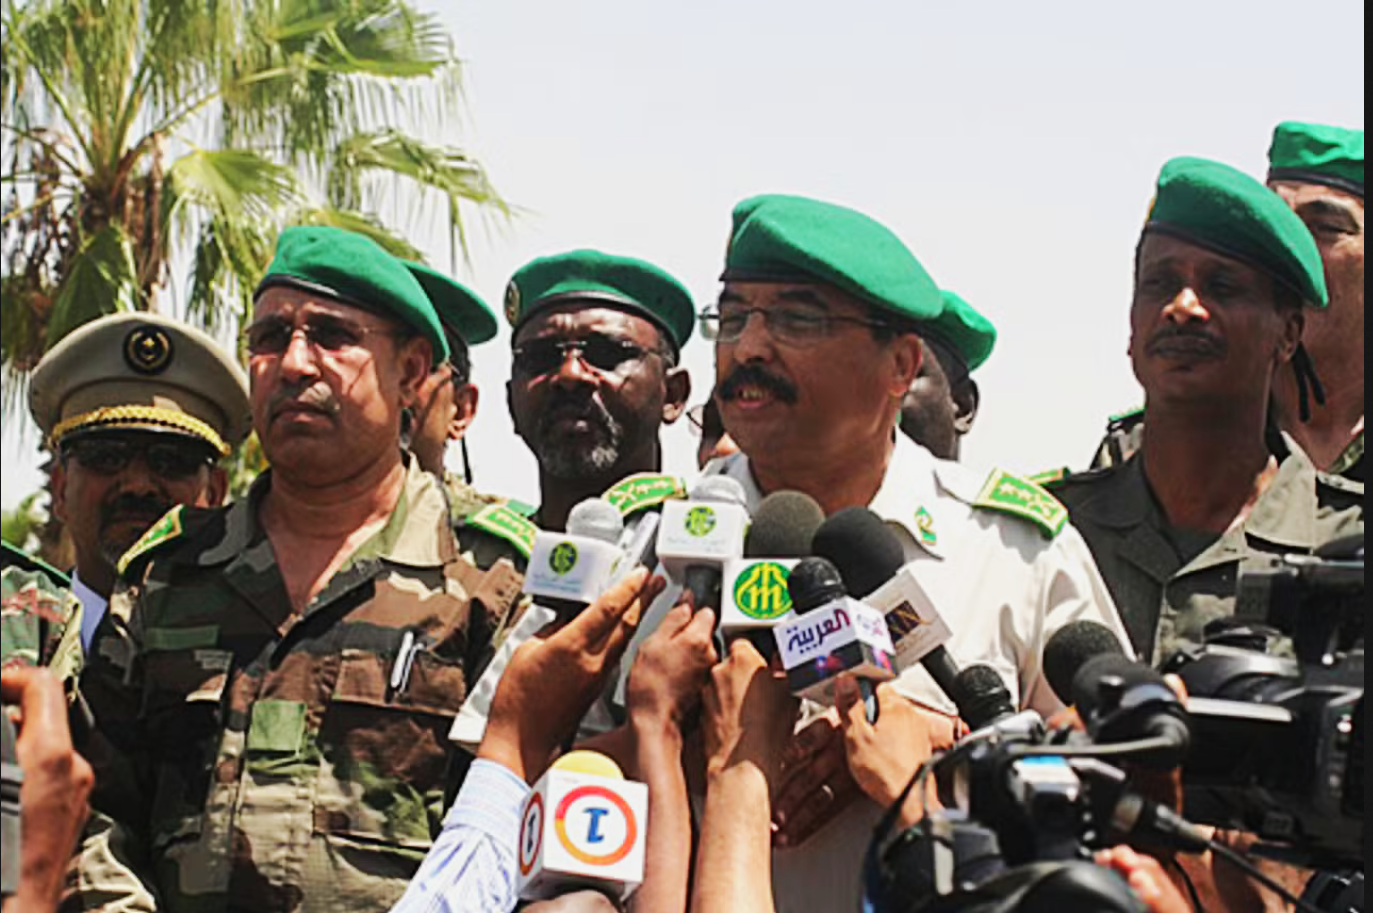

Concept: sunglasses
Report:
left=511, top=335, right=656, bottom=378
left=63, top=436, right=215, bottom=480
left=244, top=316, right=397, bottom=357
left=699, top=305, right=891, bottom=346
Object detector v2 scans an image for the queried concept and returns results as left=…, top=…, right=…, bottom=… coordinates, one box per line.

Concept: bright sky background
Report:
left=2, top=0, right=1364, bottom=511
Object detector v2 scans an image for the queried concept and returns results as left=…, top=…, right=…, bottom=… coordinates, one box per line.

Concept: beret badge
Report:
left=504, top=279, right=522, bottom=326
left=124, top=325, right=174, bottom=375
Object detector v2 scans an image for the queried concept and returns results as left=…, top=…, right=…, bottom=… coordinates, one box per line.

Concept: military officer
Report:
left=504, top=250, right=695, bottom=531
left=899, top=288, right=997, bottom=461
left=25, top=311, right=250, bottom=660
left=624, top=194, right=1129, bottom=913
left=69, top=227, right=527, bottom=913
left=403, top=261, right=538, bottom=570
left=1045, top=157, right=1363, bottom=665
left=1267, top=121, right=1364, bottom=482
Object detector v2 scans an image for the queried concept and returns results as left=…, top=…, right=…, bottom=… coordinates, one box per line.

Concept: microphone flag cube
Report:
left=523, top=531, right=624, bottom=605
left=864, top=567, right=954, bottom=669
left=655, top=498, right=749, bottom=581
left=774, top=597, right=897, bottom=705
left=719, top=558, right=801, bottom=632
left=517, top=764, right=649, bottom=902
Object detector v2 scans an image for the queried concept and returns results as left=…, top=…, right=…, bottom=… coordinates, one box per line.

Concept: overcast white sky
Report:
left=3, top=0, right=1364, bottom=510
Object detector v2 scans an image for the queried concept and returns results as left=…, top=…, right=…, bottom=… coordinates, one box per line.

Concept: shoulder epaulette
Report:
left=1107, top=405, right=1145, bottom=430
left=504, top=499, right=538, bottom=519
left=602, top=473, right=687, bottom=517
left=117, top=505, right=188, bottom=576
left=1, top=540, right=71, bottom=585
left=1027, top=466, right=1071, bottom=489
left=464, top=504, right=538, bottom=560
left=972, top=468, right=1069, bottom=538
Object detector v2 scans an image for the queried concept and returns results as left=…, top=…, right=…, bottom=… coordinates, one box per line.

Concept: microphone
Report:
left=655, top=476, right=750, bottom=612
left=522, top=499, right=626, bottom=615
left=518, top=751, right=648, bottom=903
left=950, top=665, right=1017, bottom=732
left=1043, top=620, right=1128, bottom=707
left=773, top=557, right=897, bottom=711
left=811, top=508, right=956, bottom=701
left=718, top=491, right=826, bottom=645
left=1071, top=654, right=1191, bottom=770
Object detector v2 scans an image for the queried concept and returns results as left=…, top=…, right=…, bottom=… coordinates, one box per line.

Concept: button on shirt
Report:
left=620, top=433, right=1130, bottom=913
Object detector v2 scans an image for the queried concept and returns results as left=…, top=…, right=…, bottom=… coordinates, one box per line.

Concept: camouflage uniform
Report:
left=1046, top=434, right=1363, bottom=664
left=442, top=472, right=538, bottom=575
left=70, top=458, right=524, bottom=913
left=0, top=542, right=84, bottom=690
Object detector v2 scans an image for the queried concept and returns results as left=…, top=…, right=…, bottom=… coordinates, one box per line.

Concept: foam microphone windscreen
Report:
left=744, top=491, right=826, bottom=558
left=1043, top=620, right=1126, bottom=706
left=785, top=557, right=848, bottom=614
left=950, top=664, right=1015, bottom=731
left=811, top=506, right=906, bottom=598
left=567, top=499, right=626, bottom=545
left=689, top=474, right=749, bottom=507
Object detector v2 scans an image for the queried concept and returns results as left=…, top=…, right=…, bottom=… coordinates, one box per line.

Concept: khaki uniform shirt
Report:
left=1047, top=434, right=1364, bottom=665
left=70, top=458, right=524, bottom=913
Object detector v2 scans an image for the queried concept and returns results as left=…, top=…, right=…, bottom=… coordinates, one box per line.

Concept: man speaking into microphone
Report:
left=674, top=193, right=1131, bottom=912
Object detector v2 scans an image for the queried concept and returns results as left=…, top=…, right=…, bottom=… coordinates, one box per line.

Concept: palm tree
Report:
left=2, top=0, right=510, bottom=554
left=1, top=0, right=509, bottom=406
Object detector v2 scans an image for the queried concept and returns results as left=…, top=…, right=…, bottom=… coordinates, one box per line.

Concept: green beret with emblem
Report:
left=1144, top=156, right=1329, bottom=308
left=29, top=312, right=251, bottom=456
left=505, top=250, right=695, bottom=353
left=1268, top=121, right=1364, bottom=198
left=256, top=226, right=450, bottom=363
left=722, top=194, right=944, bottom=324
left=924, top=290, right=996, bottom=377
left=404, top=261, right=497, bottom=351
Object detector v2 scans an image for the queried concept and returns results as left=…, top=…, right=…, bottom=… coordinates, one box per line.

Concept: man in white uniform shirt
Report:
left=623, top=194, right=1130, bottom=913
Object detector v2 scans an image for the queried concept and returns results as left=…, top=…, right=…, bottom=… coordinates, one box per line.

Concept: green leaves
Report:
left=44, top=224, right=139, bottom=348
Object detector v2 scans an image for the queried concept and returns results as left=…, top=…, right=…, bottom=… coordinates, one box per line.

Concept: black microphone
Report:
left=1070, top=654, right=1191, bottom=770
left=950, top=665, right=1016, bottom=732
left=745, top=491, right=826, bottom=559
left=1043, top=620, right=1128, bottom=707
left=811, top=507, right=960, bottom=705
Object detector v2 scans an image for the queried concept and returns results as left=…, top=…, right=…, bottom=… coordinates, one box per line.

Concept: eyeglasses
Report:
left=62, top=436, right=215, bottom=480
left=244, top=316, right=398, bottom=357
left=698, top=305, right=891, bottom=346
left=511, top=335, right=656, bottom=378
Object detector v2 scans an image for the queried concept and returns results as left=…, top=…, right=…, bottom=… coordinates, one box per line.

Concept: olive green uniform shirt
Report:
left=69, top=458, right=524, bottom=913
left=1048, top=435, right=1363, bottom=664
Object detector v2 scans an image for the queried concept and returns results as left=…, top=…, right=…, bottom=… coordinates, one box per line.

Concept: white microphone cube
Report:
left=655, top=499, right=749, bottom=581
left=517, top=769, right=649, bottom=902
left=718, top=558, right=800, bottom=633
left=523, top=532, right=624, bottom=605
left=775, top=597, right=898, bottom=705
left=864, top=567, right=954, bottom=669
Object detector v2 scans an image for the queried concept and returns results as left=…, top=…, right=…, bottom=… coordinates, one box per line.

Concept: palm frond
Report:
left=44, top=223, right=139, bottom=347
left=292, top=205, right=425, bottom=261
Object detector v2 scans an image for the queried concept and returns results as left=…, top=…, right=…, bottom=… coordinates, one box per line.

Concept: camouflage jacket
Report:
left=1047, top=434, right=1364, bottom=664
left=70, top=459, right=524, bottom=913
left=1, top=542, right=83, bottom=691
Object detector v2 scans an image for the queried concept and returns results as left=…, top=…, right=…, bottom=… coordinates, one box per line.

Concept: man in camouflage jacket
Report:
left=68, top=227, right=524, bottom=913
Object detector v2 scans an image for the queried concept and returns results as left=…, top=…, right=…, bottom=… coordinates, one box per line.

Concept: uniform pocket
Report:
left=140, top=648, right=233, bottom=850
left=313, top=647, right=468, bottom=848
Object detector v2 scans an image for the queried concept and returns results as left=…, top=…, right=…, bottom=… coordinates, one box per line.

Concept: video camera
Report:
left=1162, top=534, right=1364, bottom=872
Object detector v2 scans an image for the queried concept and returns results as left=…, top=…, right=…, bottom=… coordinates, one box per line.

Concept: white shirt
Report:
left=620, top=434, right=1131, bottom=913
left=71, top=569, right=108, bottom=653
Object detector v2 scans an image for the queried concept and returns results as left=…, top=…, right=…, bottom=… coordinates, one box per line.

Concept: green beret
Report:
left=1144, top=156, right=1328, bottom=308
left=722, top=194, right=943, bottom=324
left=404, top=261, right=497, bottom=351
left=1268, top=121, right=1364, bottom=198
left=504, top=249, right=694, bottom=352
left=924, top=290, right=996, bottom=376
left=256, top=226, right=450, bottom=363
left=29, top=312, right=251, bottom=456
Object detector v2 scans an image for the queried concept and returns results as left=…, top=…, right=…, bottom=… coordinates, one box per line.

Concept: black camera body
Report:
left=1162, top=542, right=1364, bottom=870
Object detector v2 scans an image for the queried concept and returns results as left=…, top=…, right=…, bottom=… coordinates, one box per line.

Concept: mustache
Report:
left=1146, top=327, right=1226, bottom=358
left=269, top=383, right=340, bottom=419
left=100, top=493, right=172, bottom=530
left=717, top=363, right=799, bottom=404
